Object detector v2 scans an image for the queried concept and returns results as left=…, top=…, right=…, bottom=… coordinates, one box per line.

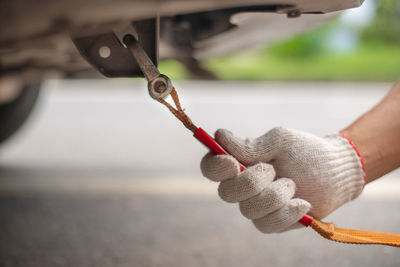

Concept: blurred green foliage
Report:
left=160, top=0, right=400, bottom=81
left=203, top=42, right=400, bottom=81
left=361, top=0, right=400, bottom=44
left=158, top=60, right=189, bottom=80
left=266, top=25, right=332, bottom=59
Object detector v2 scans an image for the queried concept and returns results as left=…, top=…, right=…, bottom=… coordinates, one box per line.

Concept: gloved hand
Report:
left=201, top=127, right=365, bottom=233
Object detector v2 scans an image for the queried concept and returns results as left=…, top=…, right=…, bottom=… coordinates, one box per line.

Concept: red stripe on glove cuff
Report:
left=339, top=132, right=366, bottom=185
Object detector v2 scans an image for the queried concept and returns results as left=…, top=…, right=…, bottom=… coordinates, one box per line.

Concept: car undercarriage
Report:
left=0, top=0, right=362, bottom=143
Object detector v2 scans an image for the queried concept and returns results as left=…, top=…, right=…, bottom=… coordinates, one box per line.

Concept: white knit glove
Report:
left=200, top=127, right=365, bottom=233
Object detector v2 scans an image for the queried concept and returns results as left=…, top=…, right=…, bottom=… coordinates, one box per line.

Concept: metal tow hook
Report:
left=122, top=34, right=173, bottom=100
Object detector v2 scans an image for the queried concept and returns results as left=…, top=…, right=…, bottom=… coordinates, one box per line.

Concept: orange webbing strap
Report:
left=157, top=88, right=400, bottom=247
left=156, top=88, right=197, bottom=133
left=310, top=219, right=400, bottom=247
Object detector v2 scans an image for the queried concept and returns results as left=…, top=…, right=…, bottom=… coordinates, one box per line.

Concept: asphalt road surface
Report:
left=1, top=80, right=399, bottom=267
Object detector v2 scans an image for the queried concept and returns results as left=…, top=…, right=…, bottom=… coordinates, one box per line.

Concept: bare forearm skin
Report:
left=341, top=81, right=400, bottom=184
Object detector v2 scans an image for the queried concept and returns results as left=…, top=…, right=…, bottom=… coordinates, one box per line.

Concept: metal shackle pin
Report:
left=123, top=34, right=173, bottom=99
left=148, top=74, right=172, bottom=99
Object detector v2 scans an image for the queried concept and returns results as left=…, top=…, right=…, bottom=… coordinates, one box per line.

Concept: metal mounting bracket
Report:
left=72, top=18, right=158, bottom=78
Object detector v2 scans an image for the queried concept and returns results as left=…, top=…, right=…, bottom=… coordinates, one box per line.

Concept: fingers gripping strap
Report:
left=157, top=86, right=400, bottom=247
left=310, top=219, right=400, bottom=247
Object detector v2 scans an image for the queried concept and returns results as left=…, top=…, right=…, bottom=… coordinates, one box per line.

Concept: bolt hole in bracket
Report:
left=72, top=18, right=159, bottom=77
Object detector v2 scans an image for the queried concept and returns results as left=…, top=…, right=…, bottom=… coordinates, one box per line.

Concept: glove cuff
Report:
left=338, top=132, right=367, bottom=185
left=311, top=133, right=366, bottom=218
left=325, top=133, right=365, bottom=196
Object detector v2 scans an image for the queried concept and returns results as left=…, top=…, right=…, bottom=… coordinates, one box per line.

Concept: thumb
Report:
left=214, top=129, right=260, bottom=166
left=215, top=128, right=282, bottom=166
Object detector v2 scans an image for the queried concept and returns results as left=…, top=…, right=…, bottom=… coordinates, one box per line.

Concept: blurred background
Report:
left=1, top=0, right=400, bottom=266
left=160, top=0, right=400, bottom=81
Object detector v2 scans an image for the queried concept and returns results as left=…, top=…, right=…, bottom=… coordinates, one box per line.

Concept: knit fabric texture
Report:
left=200, top=127, right=365, bottom=233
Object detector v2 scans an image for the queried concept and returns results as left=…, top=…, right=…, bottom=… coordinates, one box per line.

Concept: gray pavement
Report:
left=0, top=80, right=399, bottom=267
